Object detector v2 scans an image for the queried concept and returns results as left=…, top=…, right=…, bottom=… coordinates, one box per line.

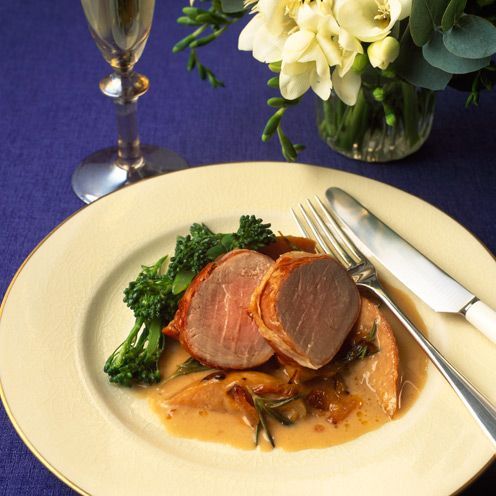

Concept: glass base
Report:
left=317, top=81, right=435, bottom=163
left=72, top=145, right=188, bottom=203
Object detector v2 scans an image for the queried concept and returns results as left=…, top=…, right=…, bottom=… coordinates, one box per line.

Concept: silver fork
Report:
left=292, top=197, right=496, bottom=449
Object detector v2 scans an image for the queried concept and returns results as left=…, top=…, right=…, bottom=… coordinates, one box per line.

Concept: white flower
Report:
left=332, top=68, right=362, bottom=105
left=334, top=0, right=409, bottom=43
left=238, top=0, right=368, bottom=103
left=238, top=0, right=295, bottom=63
left=397, top=0, right=412, bottom=19
left=280, top=2, right=359, bottom=100
left=367, top=36, right=400, bottom=69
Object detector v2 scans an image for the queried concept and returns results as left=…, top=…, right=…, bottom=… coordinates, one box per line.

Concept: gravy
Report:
left=146, top=286, right=428, bottom=451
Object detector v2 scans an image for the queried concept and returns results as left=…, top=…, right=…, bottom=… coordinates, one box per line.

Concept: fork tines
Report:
left=291, top=196, right=363, bottom=271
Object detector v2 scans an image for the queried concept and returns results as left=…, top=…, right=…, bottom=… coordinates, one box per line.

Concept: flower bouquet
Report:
left=174, top=0, right=496, bottom=162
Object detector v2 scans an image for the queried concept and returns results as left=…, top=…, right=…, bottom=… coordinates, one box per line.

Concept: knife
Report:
left=325, top=187, right=496, bottom=344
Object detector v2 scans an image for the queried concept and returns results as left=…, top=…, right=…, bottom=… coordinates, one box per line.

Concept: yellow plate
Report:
left=0, top=162, right=494, bottom=495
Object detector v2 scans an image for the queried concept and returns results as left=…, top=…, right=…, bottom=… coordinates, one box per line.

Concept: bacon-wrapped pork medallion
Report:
left=250, top=252, right=361, bottom=369
left=164, top=249, right=274, bottom=369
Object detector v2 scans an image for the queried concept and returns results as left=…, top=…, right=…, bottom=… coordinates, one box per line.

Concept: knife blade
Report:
left=325, top=187, right=496, bottom=344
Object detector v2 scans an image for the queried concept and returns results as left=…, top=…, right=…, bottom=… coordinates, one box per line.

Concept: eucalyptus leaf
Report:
left=410, top=0, right=450, bottom=46
left=441, top=0, right=467, bottom=31
left=443, top=15, right=496, bottom=58
left=394, top=29, right=452, bottom=90
left=220, top=0, right=245, bottom=13
left=423, top=31, right=490, bottom=73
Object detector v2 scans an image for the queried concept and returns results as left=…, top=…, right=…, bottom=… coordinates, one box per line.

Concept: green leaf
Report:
left=164, top=357, right=211, bottom=382
left=220, top=0, right=245, bottom=13
left=410, top=0, right=450, bottom=46
left=267, top=97, right=287, bottom=108
left=182, top=7, right=201, bottom=17
left=441, top=0, right=466, bottom=31
left=423, top=30, right=491, bottom=73
left=172, top=269, right=195, bottom=295
left=190, top=33, right=218, bottom=48
left=177, top=16, right=202, bottom=26
left=367, top=321, right=378, bottom=341
left=206, top=243, right=226, bottom=260
left=443, top=15, right=496, bottom=58
left=262, top=108, right=285, bottom=142
left=267, top=97, right=299, bottom=108
left=267, top=76, right=279, bottom=89
left=394, top=28, right=452, bottom=90
left=197, top=63, right=207, bottom=80
left=220, top=233, right=235, bottom=251
left=277, top=127, right=297, bottom=162
left=187, top=50, right=196, bottom=71
left=172, top=33, right=196, bottom=53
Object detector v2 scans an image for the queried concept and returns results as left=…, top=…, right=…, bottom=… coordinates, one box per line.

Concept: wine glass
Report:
left=73, top=0, right=187, bottom=204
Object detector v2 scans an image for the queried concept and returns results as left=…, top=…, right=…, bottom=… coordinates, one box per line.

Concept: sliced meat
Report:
left=347, top=296, right=400, bottom=417
left=250, top=252, right=361, bottom=370
left=164, top=249, right=275, bottom=369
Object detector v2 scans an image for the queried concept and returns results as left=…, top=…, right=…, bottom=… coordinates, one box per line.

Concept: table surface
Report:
left=0, top=1, right=495, bottom=494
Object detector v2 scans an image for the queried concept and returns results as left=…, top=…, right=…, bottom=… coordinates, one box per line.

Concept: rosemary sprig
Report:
left=339, top=320, right=379, bottom=364
left=164, top=357, right=211, bottom=383
left=251, top=391, right=299, bottom=447
left=366, top=320, right=378, bottom=341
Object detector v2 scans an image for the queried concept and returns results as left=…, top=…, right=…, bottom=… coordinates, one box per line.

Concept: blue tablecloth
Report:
left=1, top=1, right=495, bottom=494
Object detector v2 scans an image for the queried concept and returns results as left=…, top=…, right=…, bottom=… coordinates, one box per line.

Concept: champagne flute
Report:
left=73, top=0, right=187, bottom=203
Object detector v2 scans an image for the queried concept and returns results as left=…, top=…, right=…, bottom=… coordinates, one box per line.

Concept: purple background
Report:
left=0, top=1, right=494, bottom=494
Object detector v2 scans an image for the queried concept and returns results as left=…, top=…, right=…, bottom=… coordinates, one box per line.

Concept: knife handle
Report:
left=465, top=300, right=496, bottom=344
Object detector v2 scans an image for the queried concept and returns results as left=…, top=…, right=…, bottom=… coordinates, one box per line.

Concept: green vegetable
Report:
left=165, top=357, right=212, bottom=382
left=251, top=392, right=299, bottom=447
left=104, top=216, right=276, bottom=387
left=167, top=215, right=276, bottom=280
left=104, top=257, right=178, bottom=387
left=338, top=320, right=379, bottom=364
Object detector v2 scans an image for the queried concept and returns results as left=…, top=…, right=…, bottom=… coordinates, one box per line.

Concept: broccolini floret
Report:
left=167, top=215, right=276, bottom=279
left=104, top=216, right=276, bottom=387
left=104, top=257, right=179, bottom=387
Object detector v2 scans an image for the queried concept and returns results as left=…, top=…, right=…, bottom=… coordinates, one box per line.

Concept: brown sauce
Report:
left=143, top=238, right=428, bottom=451
left=145, top=284, right=428, bottom=451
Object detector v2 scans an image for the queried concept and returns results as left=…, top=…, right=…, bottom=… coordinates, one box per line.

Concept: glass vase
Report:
left=317, top=76, right=435, bottom=162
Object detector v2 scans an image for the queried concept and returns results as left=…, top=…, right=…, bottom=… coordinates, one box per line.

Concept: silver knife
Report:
left=326, top=187, right=496, bottom=344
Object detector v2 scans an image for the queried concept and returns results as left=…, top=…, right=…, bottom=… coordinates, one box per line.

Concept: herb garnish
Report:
left=164, top=357, right=212, bottom=383
left=339, top=320, right=379, bottom=364
left=366, top=320, right=378, bottom=341
left=250, top=391, right=300, bottom=448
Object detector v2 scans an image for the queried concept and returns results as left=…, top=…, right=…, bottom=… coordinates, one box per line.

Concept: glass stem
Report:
left=114, top=72, right=143, bottom=169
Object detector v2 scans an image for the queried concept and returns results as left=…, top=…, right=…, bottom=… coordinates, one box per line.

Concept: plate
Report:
left=0, top=162, right=494, bottom=496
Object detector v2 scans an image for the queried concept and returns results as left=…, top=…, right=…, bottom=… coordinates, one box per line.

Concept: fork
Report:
left=292, top=197, right=496, bottom=449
